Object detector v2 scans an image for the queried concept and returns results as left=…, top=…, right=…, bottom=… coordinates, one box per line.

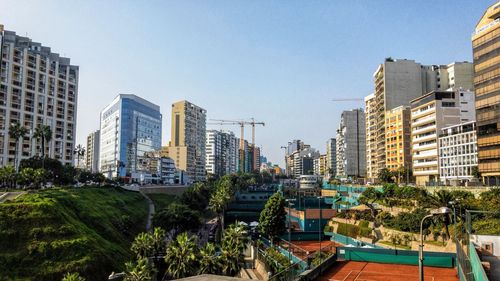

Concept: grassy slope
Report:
left=147, top=193, right=178, bottom=210
left=0, top=187, right=148, bottom=281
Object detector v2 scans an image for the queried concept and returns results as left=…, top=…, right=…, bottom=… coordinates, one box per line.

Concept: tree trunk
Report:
left=41, top=136, right=45, bottom=158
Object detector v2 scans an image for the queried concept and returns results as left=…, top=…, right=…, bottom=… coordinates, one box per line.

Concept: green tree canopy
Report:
left=259, top=192, right=286, bottom=242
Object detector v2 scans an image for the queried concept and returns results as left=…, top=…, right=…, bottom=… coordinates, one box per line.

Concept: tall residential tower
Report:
left=472, top=2, right=500, bottom=185
left=165, top=100, right=206, bottom=183
left=0, top=25, right=78, bottom=166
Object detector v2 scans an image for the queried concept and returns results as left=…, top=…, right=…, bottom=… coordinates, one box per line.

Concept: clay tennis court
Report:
left=316, top=261, right=460, bottom=281
left=280, top=240, right=338, bottom=260
left=288, top=240, right=339, bottom=253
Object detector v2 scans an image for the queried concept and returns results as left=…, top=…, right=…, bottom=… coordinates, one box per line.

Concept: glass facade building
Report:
left=99, top=94, right=161, bottom=178
left=473, top=2, right=500, bottom=185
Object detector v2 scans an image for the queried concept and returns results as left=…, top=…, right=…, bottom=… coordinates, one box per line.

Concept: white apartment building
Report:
left=336, top=109, right=366, bottom=178
left=206, top=130, right=239, bottom=177
left=85, top=130, right=100, bottom=172
left=410, top=90, right=475, bottom=186
left=326, top=138, right=336, bottom=178
left=0, top=26, right=78, bottom=166
left=365, top=59, right=473, bottom=182
left=438, top=121, right=478, bottom=185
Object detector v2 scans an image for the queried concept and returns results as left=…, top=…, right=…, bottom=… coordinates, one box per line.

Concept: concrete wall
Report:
left=471, top=234, right=500, bottom=257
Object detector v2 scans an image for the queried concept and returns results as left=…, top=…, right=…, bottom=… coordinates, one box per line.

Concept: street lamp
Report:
left=317, top=195, right=323, bottom=273
left=286, top=198, right=296, bottom=265
left=419, top=207, right=452, bottom=281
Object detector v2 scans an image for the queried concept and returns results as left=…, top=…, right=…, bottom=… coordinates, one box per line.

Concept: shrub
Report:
left=336, top=222, right=360, bottom=238
left=359, top=220, right=369, bottom=228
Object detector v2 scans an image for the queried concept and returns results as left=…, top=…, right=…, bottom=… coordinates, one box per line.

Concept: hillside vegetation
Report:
left=0, top=187, right=148, bottom=281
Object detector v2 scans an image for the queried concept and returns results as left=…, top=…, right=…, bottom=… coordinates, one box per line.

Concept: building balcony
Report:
left=412, top=107, right=435, bottom=119
left=413, top=169, right=439, bottom=176
left=411, top=115, right=436, bottom=127
left=413, top=142, right=437, bottom=151
left=412, top=124, right=436, bottom=136
left=413, top=160, right=438, bottom=168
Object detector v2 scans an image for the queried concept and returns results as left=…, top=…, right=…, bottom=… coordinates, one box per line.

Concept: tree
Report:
left=259, top=192, right=286, bottom=243
left=19, top=167, right=35, bottom=188
left=209, top=184, right=231, bottom=232
left=377, top=168, right=394, bottom=183
left=33, top=124, right=52, bottom=158
left=199, top=243, right=221, bottom=275
left=358, top=187, right=381, bottom=221
left=62, top=272, right=85, bottom=281
left=9, top=122, right=28, bottom=172
left=220, top=224, right=249, bottom=276
left=152, top=203, right=201, bottom=238
left=164, top=232, right=199, bottom=279
left=73, top=144, right=85, bottom=168
left=124, top=257, right=154, bottom=281
left=131, top=232, right=154, bottom=259
left=471, top=166, right=481, bottom=179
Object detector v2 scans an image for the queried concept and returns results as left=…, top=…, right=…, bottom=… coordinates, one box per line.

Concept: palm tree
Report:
left=428, top=190, right=454, bottom=240
left=131, top=232, right=154, bottom=259
left=9, top=122, right=28, bottom=172
left=62, top=272, right=85, bottom=281
left=3, top=165, right=16, bottom=190
left=33, top=124, right=52, bottom=158
left=164, top=232, right=198, bottom=279
left=74, top=144, right=85, bottom=168
left=199, top=243, right=221, bottom=275
left=220, top=223, right=249, bottom=276
left=151, top=227, right=166, bottom=255
left=124, top=258, right=154, bottom=281
left=209, top=189, right=229, bottom=233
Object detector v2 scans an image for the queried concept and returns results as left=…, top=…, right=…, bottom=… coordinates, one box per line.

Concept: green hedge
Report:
left=360, top=227, right=372, bottom=238
left=336, top=222, right=360, bottom=238
left=359, top=220, right=369, bottom=228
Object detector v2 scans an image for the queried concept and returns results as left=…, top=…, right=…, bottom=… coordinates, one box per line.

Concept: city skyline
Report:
left=0, top=0, right=492, bottom=165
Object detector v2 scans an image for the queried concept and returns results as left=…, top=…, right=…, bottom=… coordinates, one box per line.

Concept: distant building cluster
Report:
left=1, top=1, right=499, bottom=187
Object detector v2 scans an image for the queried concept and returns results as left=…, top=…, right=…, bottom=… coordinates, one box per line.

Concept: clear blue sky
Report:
left=0, top=0, right=493, bottom=166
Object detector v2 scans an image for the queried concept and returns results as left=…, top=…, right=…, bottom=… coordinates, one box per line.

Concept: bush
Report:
left=336, top=222, right=360, bottom=238
left=359, top=220, right=369, bottom=228
left=264, top=247, right=289, bottom=274
left=359, top=227, right=372, bottom=238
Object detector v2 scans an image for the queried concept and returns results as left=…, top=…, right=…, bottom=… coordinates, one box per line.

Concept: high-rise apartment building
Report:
left=336, top=109, right=366, bottom=178
left=85, top=130, right=100, bottom=172
left=165, top=100, right=206, bottom=183
left=365, top=59, right=473, bottom=182
left=385, top=106, right=411, bottom=172
left=292, top=147, right=319, bottom=177
left=438, top=121, right=478, bottom=185
left=472, top=2, right=500, bottom=185
left=206, top=130, right=239, bottom=177
left=410, top=90, right=475, bottom=186
left=313, top=154, right=327, bottom=176
left=326, top=138, right=336, bottom=178
left=99, top=94, right=162, bottom=178
left=364, top=94, right=377, bottom=180
left=0, top=26, right=78, bottom=166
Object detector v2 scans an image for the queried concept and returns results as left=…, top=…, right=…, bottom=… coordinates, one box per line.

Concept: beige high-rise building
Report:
left=365, top=59, right=474, bottom=182
left=164, top=100, right=206, bottom=183
left=0, top=26, right=78, bottom=167
left=472, top=2, right=500, bottom=185
left=385, top=106, right=411, bottom=174
left=410, top=90, right=475, bottom=186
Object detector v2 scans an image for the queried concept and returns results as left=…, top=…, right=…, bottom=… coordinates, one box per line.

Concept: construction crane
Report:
left=331, top=98, right=364, bottom=102
left=207, top=118, right=265, bottom=171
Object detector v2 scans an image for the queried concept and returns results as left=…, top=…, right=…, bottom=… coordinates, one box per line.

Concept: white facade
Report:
left=410, top=90, right=475, bottom=186
left=85, top=130, right=100, bottom=172
left=206, top=130, right=239, bottom=177
left=0, top=27, right=78, bottom=166
left=438, top=122, right=478, bottom=185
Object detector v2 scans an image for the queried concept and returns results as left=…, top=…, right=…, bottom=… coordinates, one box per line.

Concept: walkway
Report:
left=120, top=185, right=155, bottom=232
left=0, top=192, right=25, bottom=203
left=140, top=191, right=155, bottom=232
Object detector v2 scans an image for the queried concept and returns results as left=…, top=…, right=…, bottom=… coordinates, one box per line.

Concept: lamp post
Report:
left=286, top=198, right=296, bottom=265
left=419, top=207, right=452, bottom=281
left=317, top=195, right=323, bottom=272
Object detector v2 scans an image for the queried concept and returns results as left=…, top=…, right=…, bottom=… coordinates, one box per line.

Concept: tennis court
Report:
left=316, top=261, right=460, bottom=281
